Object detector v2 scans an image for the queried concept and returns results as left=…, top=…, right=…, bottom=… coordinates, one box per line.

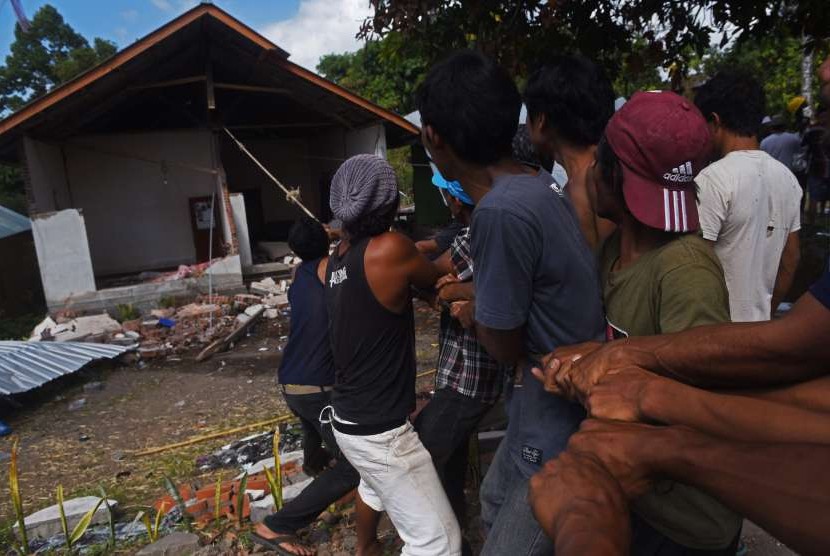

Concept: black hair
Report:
left=343, top=195, right=400, bottom=241
left=524, top=55, right=615, bottom=148
left=694, top=69, right=766, bottom=137
left=288, top=216, right=329, bottom=261
left=416, top=50, right=521, bottom=165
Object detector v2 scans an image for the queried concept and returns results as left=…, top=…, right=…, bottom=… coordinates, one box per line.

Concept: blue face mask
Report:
left=429, top=162, right=474, bottom=206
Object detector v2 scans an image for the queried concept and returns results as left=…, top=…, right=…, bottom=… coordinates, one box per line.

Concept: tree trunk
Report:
left=801, top=33, right=814, bottom=121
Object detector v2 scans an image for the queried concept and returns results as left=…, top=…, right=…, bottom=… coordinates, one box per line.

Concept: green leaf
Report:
left=57, top=484, right=71, bottom=550
left=98, top=485, right=116, bottom=548
left=236, top=472, right=248, bottom=526
left=214, top=475, right=222, bottom=525
left=9, top=437, right=29, bottom=554
left=69, top=497, right=103, bottom=544
left=162, top=474, right=192, bottom=532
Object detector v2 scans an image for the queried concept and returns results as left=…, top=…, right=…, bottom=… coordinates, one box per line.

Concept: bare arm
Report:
left=365, top=232, right=440, bottom=313
left=529, top=452, right=630, bottom=555
left=438, top=281, right=474, bottom=303
left=543, top=290, right=830, bottom=399
left=432, top=248, right=454, bottom=275
left=415, top=239, right=439, bottom=256
left=567, top=420, right=830, bottom=556
left=566, top=158, right=615, bottom=249
left=476, top=325, right=525, bottom=365
left=585, top=367, right=830, bottom=444
left=771, top=231, right=800, bottom=316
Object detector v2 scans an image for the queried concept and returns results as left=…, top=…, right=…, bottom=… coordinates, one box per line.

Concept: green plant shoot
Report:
left=9, top=437, right=29, bottom=555
left=214, top=475, right=222, bottom=526
left=98, top=485, right=115, bottom=548
left=273, top=427, right=283, bottom=509
left=236, top=473, right=248, bottom=526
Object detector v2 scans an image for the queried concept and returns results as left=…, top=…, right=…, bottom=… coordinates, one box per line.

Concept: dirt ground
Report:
left=0, top=299, right=797, bottom=554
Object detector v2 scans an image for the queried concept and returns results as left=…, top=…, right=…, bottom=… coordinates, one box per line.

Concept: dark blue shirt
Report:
left=278, top=258, right=335, bottom=386
left=471, top=169, right=605, bottom=478
left=810, top=267, right=830, bottom=310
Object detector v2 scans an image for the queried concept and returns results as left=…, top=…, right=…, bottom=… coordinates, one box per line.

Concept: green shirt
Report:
left=599, top=232, right=742, bottom=550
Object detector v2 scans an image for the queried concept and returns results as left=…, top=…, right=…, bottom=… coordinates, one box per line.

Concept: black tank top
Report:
left=325, top=236, right=416, bottom=426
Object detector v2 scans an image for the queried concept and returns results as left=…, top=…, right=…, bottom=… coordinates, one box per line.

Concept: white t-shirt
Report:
left=696, top=150, right=802, bottom=322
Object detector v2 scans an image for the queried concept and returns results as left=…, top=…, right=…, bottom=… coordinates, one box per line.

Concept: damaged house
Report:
left=0, top=3, right=418, bottom=313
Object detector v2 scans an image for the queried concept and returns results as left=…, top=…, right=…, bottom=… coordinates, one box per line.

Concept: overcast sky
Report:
left=0, top=0, right=374, bottom=72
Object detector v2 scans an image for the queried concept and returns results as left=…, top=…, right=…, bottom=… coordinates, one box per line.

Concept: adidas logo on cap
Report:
left=663, top=161, right=694, bottom=183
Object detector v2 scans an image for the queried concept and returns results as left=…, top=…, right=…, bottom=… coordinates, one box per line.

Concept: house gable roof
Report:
left=0, top=3, right=418, bottom=154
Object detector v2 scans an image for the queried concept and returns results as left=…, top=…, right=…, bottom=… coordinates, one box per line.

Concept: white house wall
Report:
left=30, top=208, right=96, bottom=307
left=62, top=130, right=218, bottom=276
left=23, top=137, right=71, bottom=212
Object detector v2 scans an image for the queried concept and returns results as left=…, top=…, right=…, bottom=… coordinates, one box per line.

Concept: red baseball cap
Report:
left=605, top=91, right=711, bottom=232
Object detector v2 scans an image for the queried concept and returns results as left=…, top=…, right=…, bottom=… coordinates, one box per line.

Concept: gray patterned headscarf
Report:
left=330, top=154, right=399, bottom=224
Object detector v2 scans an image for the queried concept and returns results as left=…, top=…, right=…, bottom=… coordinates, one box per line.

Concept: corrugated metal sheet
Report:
left=0, top=204, right=30, bottom=239
left=0, top=341, right=132, bottom=395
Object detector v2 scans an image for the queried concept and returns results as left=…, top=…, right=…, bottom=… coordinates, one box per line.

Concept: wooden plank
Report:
left=127, top=75, right=206, bottom=92
left=214, top=82, right=291, bottom=95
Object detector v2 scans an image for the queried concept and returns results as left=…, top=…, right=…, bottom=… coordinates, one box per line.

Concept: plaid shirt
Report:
left=435, top=228, right=504, bottom=404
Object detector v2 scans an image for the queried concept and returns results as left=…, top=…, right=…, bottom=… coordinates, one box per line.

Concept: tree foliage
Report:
left=359, top=1, right=829, bottom=85
left=317, top=32, right=428, bottom=114
left=0, top=4, right=117, bottom=113
left=700, top=34, right=829, bottom=119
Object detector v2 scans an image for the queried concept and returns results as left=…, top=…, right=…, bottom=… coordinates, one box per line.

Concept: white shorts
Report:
left=330, top=412, right=461, bottom=556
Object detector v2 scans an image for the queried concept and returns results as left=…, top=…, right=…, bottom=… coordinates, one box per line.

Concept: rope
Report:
left=128, top=414, right=298, bottom=457
left=223, top=127, right=318, bottom=221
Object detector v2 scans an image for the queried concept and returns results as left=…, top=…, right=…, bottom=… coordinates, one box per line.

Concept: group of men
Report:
left=251, top=49, right=830, bottom=556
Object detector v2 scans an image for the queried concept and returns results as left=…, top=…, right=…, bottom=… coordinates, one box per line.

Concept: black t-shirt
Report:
left=325, top=237, right=416, bottom=425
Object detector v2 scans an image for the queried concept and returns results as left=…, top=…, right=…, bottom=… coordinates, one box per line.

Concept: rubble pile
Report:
left=195, top=425, right=304, bottom=472
left=27, top=275, right=292, bottom=362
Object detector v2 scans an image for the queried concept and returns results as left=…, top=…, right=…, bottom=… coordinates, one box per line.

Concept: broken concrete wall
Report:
left=31, top=209, right=96, bottom=308
left=45, top=254, right=244, bottom=314
left=23, top=137, right=71, bottom=213
left=61, top=130, right=217, bottom=276
left=229, top=193, right=252, bottom=268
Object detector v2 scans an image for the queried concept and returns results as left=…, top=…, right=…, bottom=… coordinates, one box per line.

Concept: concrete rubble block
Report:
left=150, top=308, right=175, bottom=319
left=249, top=277, right=280, bottom=296
left=261, top=294, right=289, bottom=308
left=14, top=496, right=117, bottom=539
left=249, top=477, right=314, bottom=524
left=237, top=450, right=304, bottom=479
left=263, top=309, right=279, bottom=319
left=176, top=304, right=221, bottom=321
left=136, top=532, right=200, bottom=556
left=244, top=304, right=264, bottom=317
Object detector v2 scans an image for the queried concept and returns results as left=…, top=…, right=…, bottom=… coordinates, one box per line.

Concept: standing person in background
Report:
left=803, top=106, right=830, bottom=227
left=760, top=114, right=802, bottom=171
left=524, top=55, right=617, bottom=249
left=418, top=50, right=605, bottom=556
left=694, top=70, right=802, bottom=320
left=253, top=217, right=359, bottom=556
left=325, top=154, right=460, bottom=556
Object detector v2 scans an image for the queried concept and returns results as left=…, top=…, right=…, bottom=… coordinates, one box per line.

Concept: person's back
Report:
left=279, top=257, right=333, bottom=387
left=326, top=233, right=416, bottom=427
left=761, top=130, right=801, bottom=169
left=695, top=70, right=802, bottom=322
left=323, top=154, right=460, bottom=556
left=697, top=151, right=801, bottom=321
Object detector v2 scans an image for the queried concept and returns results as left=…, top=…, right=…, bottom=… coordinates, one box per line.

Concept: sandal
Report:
left=250, top=531, right=314, bottom=556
